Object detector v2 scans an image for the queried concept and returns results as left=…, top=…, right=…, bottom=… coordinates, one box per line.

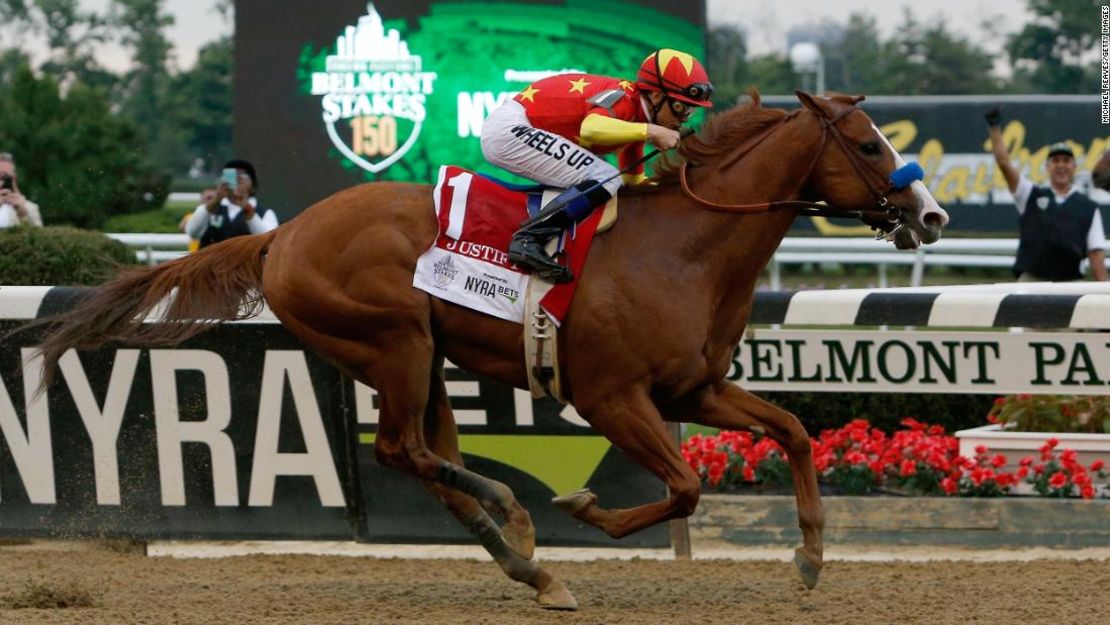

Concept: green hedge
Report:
left=0, top=226, right=137, bottom=285
left=759, top=391, right=996, bottom=435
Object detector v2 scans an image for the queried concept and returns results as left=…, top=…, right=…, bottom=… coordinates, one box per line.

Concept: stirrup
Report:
left=508, top=238, right=574, bottom=283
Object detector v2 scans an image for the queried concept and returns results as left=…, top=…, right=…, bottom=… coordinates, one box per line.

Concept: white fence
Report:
left=110, top=233, right=1106, bottom=286
left=769, top=237, right=1022, bottom=289
left=107, top=233, right=191, bottom=265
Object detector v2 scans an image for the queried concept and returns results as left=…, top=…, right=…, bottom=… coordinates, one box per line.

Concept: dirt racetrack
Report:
left=0, top=543, right=1107, bottom=625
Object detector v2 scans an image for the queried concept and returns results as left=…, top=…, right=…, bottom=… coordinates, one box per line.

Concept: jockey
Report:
left=481, top=48, right=714, bottom=282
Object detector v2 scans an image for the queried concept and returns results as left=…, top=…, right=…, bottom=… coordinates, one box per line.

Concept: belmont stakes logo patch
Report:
left=300, top=4, right=438, bottom=174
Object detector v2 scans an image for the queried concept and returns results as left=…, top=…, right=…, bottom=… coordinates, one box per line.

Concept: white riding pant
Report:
left=481, top=100, right=622, bottom=196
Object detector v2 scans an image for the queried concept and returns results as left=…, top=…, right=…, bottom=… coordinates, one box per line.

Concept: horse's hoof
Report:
left=552, top=488, right=596, bottom=517
left=502, top=521, right=536, bottom=561
left=537, top=579, right=578, bottom=611
left=793, top=547, right=822, bottom=590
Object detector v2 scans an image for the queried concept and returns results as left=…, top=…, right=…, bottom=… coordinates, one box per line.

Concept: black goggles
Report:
left=682, top=82, right=714, bottom=102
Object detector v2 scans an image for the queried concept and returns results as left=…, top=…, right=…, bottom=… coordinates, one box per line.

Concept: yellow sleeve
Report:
left=579, top=113, right=648, bottom=148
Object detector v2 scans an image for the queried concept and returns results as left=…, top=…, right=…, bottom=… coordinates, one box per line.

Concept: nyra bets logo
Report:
left=308, top=4, right=437, bottom=173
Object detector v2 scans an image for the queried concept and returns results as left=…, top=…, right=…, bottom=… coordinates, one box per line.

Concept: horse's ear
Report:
left=795, top=90, right=831, bottom=118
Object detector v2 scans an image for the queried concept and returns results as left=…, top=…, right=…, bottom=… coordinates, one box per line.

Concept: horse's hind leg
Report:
left=553, top=389, right=703, bottom=538
left=365, top=336, right=536, bottom=561
left=665, top=381, right=824, bottom=589
left=418, top=360, right=575, bottom=610
left=268, top=306, right=535, bottom=560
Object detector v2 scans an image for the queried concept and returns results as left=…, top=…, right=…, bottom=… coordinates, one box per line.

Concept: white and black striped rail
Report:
left=2, top=284, right=1108, bottom=330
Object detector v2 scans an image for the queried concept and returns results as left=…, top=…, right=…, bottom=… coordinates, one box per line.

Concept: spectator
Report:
left=178, top=187, right=217, bottom=253
left=986, top=108, right=1108, bottom=282
left=0, top=152, right=43, bottom=229
left=185, top=159, right=278, bottom=248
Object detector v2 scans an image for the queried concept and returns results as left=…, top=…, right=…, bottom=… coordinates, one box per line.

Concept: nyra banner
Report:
left=0, top=315, right=665, bottom=546
left=731, top=330, right=1110, bottom=395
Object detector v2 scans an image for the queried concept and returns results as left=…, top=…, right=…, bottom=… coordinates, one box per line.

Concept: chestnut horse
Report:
left=32, top=91, right=947, bottom=610
left=1091, top=149, right=1110, bottom=190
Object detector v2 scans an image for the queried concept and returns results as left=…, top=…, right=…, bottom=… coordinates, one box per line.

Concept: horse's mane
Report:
left=645, top=89, right=788, bottom=188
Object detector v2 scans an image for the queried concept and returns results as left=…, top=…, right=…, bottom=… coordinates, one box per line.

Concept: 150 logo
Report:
left=303, top=4, right=438, bottom=173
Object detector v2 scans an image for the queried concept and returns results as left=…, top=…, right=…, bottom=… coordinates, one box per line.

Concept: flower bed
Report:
left=682, top=418, right=1108, bottom=499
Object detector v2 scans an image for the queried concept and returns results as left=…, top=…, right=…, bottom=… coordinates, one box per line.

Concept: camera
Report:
left=221, top=168, right=239, bottom=193
left=0, top=175, right=12, bottom=191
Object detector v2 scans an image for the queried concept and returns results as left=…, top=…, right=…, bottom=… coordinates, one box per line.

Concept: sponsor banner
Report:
left=730, top=329, right=1110, bottom=395
left=0, top=320, right=666, bottom=546
left=414, top=246, right=527, bottom=323
left=0, top=323, right=355, bottom=540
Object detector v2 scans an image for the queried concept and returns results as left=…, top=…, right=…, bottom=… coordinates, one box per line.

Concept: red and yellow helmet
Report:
left=636, top=49, right=714, bottom=108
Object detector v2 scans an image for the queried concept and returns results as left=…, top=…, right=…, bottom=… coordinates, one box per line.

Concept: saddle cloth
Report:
left=413, top=165, right=609, bottom=325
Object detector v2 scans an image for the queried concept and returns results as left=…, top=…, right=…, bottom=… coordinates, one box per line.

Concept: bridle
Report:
left=678, top=104, right=907, bottom=232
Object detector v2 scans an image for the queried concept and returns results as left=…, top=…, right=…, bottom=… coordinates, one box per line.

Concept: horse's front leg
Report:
left=553, top=389, right=702, bottom=538
left=663, top=380, right=825, bottom=589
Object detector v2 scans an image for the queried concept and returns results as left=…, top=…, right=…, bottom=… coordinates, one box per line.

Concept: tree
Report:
left=1007, top=0, right=1103, bottom=93
left=743, top=54, right=800, bottom=95
left=171, top=36, right=233, bottom=172
left=33, top=0, right=116, bottom=91
left=879, top=11, right=999, bottom=94
left=0, top=66, right=168, bottom=227
left=812, top=13, right=886, bottom=94
left=707, top=26, right=748, bottom=106
left=111, top=0, right=187, bottom=174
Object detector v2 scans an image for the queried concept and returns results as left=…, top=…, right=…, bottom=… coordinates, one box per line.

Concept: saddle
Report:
left=412, top=165, right=619, bottom=402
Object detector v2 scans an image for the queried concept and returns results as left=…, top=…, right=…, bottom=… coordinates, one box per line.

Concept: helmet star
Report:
left=618, top=79, right=633, bottom=90
left=568, top=77, right=591, bottom=94
left=519, top=85, right=540, bottom=102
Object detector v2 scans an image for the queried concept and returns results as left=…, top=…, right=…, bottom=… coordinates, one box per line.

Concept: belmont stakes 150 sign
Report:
left=303, top=6, right=438, bottom=174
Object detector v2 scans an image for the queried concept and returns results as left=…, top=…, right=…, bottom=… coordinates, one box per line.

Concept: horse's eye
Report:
left=860, top=142, right=881, bottom=156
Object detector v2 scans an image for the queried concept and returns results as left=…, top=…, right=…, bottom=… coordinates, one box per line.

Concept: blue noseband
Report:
left=889, top=162, right=924, bottom=190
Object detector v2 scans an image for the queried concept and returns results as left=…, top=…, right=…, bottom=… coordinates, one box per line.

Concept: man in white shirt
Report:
left=185, top=159, right=278, bottom=248
left=0, top=152, right=43, bottom=229
left=986, top=109, right=1108, bottom=282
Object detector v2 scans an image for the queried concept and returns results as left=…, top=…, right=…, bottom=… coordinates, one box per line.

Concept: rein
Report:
left=678, top=106, right=900, bottom=223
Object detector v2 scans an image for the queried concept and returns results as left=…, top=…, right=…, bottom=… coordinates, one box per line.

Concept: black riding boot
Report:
left=508, top=182, right=610, bottom=283
left=508, top=198, right=576, bottom=283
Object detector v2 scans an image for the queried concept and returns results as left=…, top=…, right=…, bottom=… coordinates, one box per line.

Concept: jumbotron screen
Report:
left=234, top=0, right=707, bottom=218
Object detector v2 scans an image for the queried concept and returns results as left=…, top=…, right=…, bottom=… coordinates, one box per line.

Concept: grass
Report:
left=103, top=201, right=197, bottom=233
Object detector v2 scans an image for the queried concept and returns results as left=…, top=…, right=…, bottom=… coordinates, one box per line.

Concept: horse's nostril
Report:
left=923, top=211, right=948, bottom=229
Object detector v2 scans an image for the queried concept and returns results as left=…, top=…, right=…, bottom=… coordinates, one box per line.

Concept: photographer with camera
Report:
left=185, top=159, right=278, bottom=248
left=985, top=107, right=1107, bottom=282
left=0, top=152, right=43, bottom=229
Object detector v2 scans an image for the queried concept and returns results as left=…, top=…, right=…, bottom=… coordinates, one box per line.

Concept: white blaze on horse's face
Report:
left=871, top=123, right=949, bottom=246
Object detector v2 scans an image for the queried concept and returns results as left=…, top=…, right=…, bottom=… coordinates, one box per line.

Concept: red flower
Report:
left=900, top=459, right=917, bottom=477
left=1081, top=485, right=1095, bottom=499
left=941, top=477, right=958, bottom=494
left=990, top=454, right=1007, bottom=468
left=1091, top=460, right=1105, bottom=473
left=974, top=444, right=988, bottom=455
left=1049, top=472, right=1068, bottom=489
left=1019, top=457, right=1034, bottom=467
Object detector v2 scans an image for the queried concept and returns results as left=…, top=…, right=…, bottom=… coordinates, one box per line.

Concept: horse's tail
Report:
left=32, top=229, right=278, bottom=387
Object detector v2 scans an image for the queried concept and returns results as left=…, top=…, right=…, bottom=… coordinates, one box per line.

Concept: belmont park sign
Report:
left=730, top=330, right=1110, bottom=395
